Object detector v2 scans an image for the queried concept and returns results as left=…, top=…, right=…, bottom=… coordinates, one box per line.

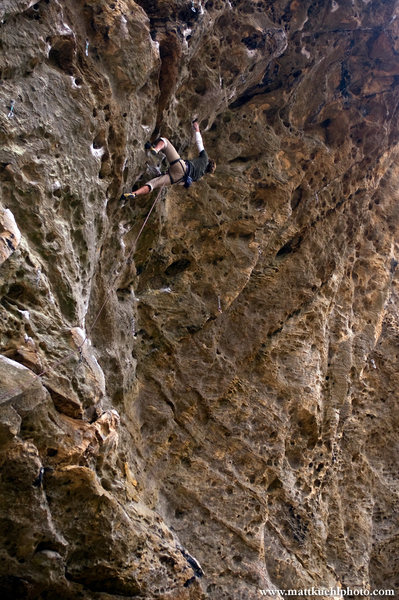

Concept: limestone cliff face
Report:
left=1, top=1, right=399, bottom=598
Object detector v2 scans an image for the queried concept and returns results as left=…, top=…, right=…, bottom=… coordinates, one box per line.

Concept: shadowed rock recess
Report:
left=0, top=0, right=399, bottom=598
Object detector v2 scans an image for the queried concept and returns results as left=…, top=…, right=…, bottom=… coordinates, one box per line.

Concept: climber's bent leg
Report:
left=121, top=172, right=171, bottom=201
left=151, top=137, right=166, bottom=153
left=155, top=138, right=186, bottom=183
left=160, top=138, right=181, bottom=165
left=149, top=138, right=182, bottom=172
left=131, top=174, right=170, bottom=197
left=144, top=173, right=171, bottom=192
left=130, top=183, right=152, bottom=197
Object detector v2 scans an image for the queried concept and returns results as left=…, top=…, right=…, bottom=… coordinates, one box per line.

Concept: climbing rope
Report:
left=87, top=184, right=164, bottom=334
left=0, top=184, right=165, bottom=405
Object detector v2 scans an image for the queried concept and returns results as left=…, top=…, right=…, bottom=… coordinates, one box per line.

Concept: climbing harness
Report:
left=168, top=158, right=193, bottom=188
left=183, top=163, right=193, bottom=188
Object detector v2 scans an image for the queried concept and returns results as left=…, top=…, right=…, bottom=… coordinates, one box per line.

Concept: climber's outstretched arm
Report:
left=192, top=119, right=205, bottom=155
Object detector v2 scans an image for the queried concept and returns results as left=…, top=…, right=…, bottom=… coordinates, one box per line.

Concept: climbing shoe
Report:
left=120, top=192, right=136, bottom=201
left=144, top=141, right=158, bottom=156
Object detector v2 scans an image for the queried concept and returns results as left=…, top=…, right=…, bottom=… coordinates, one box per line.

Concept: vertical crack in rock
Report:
left=156, top=32, right=183, bottom=132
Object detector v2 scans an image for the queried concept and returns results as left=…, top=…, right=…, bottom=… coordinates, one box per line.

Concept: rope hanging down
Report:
left=0, top=185, right=165, bottom=405
left=87, top=184, right=164, bottom=335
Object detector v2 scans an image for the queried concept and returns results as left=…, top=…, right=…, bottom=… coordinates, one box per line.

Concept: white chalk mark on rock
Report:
left=0, top=208, right=21, bottom=265
left=90, top=144, right=105, bottom=159
left=71, top=327, right=106, bottom=396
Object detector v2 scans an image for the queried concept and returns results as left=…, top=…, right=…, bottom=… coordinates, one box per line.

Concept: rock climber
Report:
left=121, top=119, right=216, bottom=201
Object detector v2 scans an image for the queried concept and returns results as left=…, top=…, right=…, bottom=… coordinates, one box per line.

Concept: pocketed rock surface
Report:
left=0, top=1, right=399, bottom=598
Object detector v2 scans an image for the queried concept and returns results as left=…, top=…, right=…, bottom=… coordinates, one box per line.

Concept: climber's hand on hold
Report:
left=192, top=119, right=200, bottom=133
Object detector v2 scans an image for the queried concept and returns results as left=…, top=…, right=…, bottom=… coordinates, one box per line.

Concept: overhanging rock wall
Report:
left=0, top=1, right=399, bottom=598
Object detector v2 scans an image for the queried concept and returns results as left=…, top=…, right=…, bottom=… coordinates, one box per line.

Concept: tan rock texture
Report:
left=1, top=0, right=399, bottom=598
